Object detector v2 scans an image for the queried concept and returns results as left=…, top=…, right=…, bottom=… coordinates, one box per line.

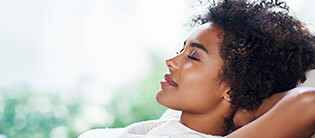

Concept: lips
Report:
left=161, top=74, right=178, bottom=87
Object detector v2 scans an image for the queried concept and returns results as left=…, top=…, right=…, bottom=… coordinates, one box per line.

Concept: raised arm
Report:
left=229, top=87, right=315, bottom=138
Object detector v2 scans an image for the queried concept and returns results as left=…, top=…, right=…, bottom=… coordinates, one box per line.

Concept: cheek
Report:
left=179, top=84, right=221, bottom=113
left=181, top=71, right=220, bottom=97
left=179, top=64, right=223, bottom=108
left=181, top=64, right=218, bottom=90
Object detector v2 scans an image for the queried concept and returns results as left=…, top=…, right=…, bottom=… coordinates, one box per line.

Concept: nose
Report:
left=166, top=56, right=179, bottom=72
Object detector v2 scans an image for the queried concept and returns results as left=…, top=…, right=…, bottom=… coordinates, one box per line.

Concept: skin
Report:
left=229, top=87, right=315, bottom=138
left=156, top=22, right=315, bottom=137
left=156, top=22, right=233, bottom=135
left=233, top=90, right=287, bottom=128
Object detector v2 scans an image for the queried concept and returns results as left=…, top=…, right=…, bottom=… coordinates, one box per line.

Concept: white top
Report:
left=79, top=119, right=226, bottom=138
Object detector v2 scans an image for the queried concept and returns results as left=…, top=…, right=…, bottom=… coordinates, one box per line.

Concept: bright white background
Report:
left=0, top=1, right=314, bottom=137
left=0, top=0, right=314, bottom=100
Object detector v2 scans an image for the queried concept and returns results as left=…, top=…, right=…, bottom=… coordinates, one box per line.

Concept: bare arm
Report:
left=228, top=87, right=315, bottom=138
left=233, top=90, right=287, bottom=128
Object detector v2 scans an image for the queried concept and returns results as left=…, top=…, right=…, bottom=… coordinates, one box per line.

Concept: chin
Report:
left=156, top=91, right=182, bottom=111
left=155, top=89, right=165, bottom=106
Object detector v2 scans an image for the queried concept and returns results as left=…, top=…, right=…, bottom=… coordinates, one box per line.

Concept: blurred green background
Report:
left=0, top=52, right=167, bottom=138
left=0, top=0, right=314, bottom=138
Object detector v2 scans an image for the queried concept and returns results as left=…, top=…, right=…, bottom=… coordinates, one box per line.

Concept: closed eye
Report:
left=187, top=50, right=199, bottom=61
left=187, top=55, right=199, bottom=61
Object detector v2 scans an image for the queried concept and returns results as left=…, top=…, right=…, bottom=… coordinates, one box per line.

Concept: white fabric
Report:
left=159, top=109, right=181, bottom=120
left=79, top=119, right=225, bottom=138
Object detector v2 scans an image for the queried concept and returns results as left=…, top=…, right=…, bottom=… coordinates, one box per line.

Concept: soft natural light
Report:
left=0, top=0, right=314, bottom=137
left=0, top=0, right=313, bottom=91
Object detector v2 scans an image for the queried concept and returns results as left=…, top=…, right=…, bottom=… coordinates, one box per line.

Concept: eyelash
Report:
left=176, top=48, right=184, bottom=54
left=176, top=47, right=199, bottom=61
left=187, top=55, right=199, bottom=61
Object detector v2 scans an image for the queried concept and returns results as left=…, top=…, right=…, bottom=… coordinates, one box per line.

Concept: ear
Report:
left=222, top=89, right=232, bottom=102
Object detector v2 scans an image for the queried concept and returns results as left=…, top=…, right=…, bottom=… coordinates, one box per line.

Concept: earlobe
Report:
left=223, top=89, right=232, bottom=102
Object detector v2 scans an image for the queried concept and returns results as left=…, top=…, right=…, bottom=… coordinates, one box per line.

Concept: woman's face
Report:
left=156, top=22, right=229, bottom=113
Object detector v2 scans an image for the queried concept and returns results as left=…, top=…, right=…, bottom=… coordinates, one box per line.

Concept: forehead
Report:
left=187, top=23, right=222, bottom=44
left=186, top=23, right=223, bottom=56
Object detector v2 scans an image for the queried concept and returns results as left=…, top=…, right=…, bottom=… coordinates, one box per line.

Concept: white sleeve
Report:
left=168, top=132, right=226, bottom=138
left=78, top=128, right=125, bottom=138
left=159, top=109, right=181, bottom=120
left=78, top=120, right=167, bottom=138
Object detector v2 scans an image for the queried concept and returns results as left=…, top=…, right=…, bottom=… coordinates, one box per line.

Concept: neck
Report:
left=179, top=102, right=232, bottom=136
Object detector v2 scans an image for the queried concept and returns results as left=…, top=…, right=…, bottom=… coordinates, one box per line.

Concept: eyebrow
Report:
left=184, top=41, right=209, bottom=54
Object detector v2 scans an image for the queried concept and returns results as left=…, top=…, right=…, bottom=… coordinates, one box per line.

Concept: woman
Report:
left=80, top=0, right=315, bottom=137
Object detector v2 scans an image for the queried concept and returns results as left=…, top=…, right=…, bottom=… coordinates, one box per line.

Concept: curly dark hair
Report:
left=194, top=0, right=315, bottom=134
